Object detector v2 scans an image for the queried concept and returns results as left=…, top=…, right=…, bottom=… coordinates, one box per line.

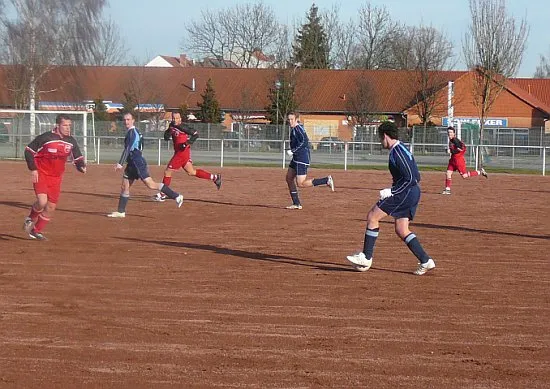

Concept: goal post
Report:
left=0, top=109, right=94, bottom=162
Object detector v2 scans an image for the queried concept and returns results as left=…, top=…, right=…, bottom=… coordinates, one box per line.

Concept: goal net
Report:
left=0, top=109, right=94, bottom=162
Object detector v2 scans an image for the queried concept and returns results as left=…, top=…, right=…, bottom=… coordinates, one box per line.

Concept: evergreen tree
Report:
left=198, top=78, right=222, bottom=123
left=92, top=97, right=111, bottom=135
left=92, top=98, right=109, bottom=122
left=122, top=91, right=137, bottom=115
left=292, top=3, right=329, bottom=69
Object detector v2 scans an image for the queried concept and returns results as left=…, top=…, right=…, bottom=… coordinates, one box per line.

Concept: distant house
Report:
left=146, top=53, right=238, bottom=68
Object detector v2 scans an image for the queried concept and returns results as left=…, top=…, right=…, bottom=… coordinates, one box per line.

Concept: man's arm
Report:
left=290, top=126, right=307, bottom=153
left=391, top=146, right=417, bottom=195
left=117, top=130, right=135, bottom=165
left=24, top=134, right=44, bottom=171
left=70, top=137, right=86, bottom=173
left=173, top=123, right=199, bottom=144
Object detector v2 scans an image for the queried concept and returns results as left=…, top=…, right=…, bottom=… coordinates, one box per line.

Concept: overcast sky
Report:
left=106, top=0, right=548, bottom=77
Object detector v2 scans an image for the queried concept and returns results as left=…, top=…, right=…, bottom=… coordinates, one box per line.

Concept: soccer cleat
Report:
left=153, top=193, right=166, bottom=202
left=107, top=211, right=126, bottom=218
left=176, top=194, right=184, bottom=208
left=481, top=168, right=488, bottom=178
left=441, top=189, right=451, bottom=195
left=327, top=175, right=335, bottom=192
left=346, top=252, right=373, bottom=272
left=23, top=217, right=34, bottom=233
left=413, top=258, right=436, bottom=275
left=285, top=204, right=303, bottom=210
left=28, top=229, right=46, bottom=241
left=214, top=174, right=222, bottom=190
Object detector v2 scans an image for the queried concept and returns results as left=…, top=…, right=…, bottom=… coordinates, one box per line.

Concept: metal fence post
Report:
left=344, top=142, right=348, bottom=171
left=543, top=147, right=546, bottom=176
left=97, top=137, right=101, bottom=164
left=282, top=139, right=286, bottom=168
left=220, top=138, right=224, bottom=168
left=158, top=138, right=161, bottom=166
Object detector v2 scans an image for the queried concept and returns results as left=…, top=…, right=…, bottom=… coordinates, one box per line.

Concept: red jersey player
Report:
left=23, top=114, right=86, bottom=240
left=154, top=112, right=222, bottom=201
left=441, top=126, right=487, bottom=195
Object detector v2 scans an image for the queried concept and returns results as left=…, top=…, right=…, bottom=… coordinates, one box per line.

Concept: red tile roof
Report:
left=0, top=65, right=548, bottom=117
left=510, top=78, right=550, bottom=108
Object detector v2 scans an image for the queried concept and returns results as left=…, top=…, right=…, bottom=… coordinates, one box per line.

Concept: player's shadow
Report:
left=117, top=237, right=354, bottom=272
left=0, top=233, right=29, bottom=241
left=0, top=200, right=29, bottom=210
left=64, top=191, right=154, bottom=203
left=0, top=200, right=148, bottom=218
left=186, top=198, right=286, bottom=209
left=376, top=220, right=550, bottom=240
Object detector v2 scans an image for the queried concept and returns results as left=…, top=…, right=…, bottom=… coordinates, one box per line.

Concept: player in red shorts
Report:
left=154, top=112, right=222, bottom=201
left=441, top=126, right=487, bottom=195
left=23, top=114, right=87, bottom=240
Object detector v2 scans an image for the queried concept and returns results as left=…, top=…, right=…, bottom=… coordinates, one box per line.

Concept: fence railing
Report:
left=1, top=134, right=549, bottom=175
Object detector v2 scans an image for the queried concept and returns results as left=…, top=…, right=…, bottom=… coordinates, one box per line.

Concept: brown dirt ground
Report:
left=0, top=161, right=549, bottom=389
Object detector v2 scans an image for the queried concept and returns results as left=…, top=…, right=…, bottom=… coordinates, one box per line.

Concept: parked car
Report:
left=318, top=136, right=344, bottom=152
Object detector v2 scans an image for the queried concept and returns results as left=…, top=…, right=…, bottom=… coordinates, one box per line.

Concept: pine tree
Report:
left=292, top=3, right=329, bottom=69
left=198, top=78, right=222, bottom=123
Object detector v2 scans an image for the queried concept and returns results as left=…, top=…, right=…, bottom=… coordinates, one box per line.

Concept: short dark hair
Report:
left=122, top=111, right=135, bottom=119
left=447, top=126, right=455, bottom=132
left=55, top=114, right=71, bottom=124
left=378, top=121, right=399, bottom=140
left=287, top=111, right=300, bottom=119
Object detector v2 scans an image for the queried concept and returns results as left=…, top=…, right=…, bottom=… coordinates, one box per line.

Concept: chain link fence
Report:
left=1, top=117, right=549, bottom=174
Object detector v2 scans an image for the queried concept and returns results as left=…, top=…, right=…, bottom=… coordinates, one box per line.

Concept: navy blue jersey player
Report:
left=107, top=112, right=183, bottom=218
left=285, top=112, right=334, bottom=209
left=346, top=121, right=435, bottom=275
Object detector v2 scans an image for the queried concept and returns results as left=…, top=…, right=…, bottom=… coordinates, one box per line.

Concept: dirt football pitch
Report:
left=0, top=161, right=549, bottom=388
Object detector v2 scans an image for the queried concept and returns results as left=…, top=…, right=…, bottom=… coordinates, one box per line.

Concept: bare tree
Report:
left=402, top=25, right=455, bottom=127
left=352, top=2, right=399, bottom=69
left=534, top=46, right=550, bottom=78
left=463, top=0, right=528, bottom=167
left=321, top=4, right=357, bottom=69
left=183, top=3, right=283, bottom=68
left=346, top=75, right=377, bottom=127
left=0, top=0, right=106, bottom=134
left=122, top=67, right=167, bottom=130
left=91, top=16, right=129, bottom=66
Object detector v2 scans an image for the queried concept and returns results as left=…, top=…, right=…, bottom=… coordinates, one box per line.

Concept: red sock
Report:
left=196, top=169, right=213, bottom=180
left=162, top=176, right=172, bottom=186
left=29, top=205, right=43, bottom=223
left=468, top=171, right=479, bottom=177
left=34, top=214, right=50, bottom=233
left=445, top=178, right=451, bottom=188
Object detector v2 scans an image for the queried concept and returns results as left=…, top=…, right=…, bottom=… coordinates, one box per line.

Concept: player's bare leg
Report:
left=183, top=161, right=221, bottom=189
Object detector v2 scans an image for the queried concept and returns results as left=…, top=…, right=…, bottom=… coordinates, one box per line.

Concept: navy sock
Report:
left=363, top=227, right=379, bottom=259
left=160, top=183, right=179, bottom=200
left=404, top=233, right=430, bottom=263
left=290, top=191, right=300, bottom=205
left=312, top=177, right=329, bottom=186
left=117, top=194, right=129, bottom=213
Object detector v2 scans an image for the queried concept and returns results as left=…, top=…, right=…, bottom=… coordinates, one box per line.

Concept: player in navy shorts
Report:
left=346, top=121, right=436, bottom=275
left=285, top=112, right=334, bottom=209
left=107, top=112, right=183, bottom=218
